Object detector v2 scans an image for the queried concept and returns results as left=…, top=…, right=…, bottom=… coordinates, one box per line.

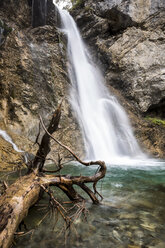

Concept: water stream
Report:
left=56, top=5, right=146, bottom=163
left=0, top=129, right=23, bottom=153
left=11, top=162, right=165, bottom=248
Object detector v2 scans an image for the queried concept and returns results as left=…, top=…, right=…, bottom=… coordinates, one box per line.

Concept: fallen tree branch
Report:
left=40, top=115, right=106, bottom=188
left=0, top=103, right=107, bottom=248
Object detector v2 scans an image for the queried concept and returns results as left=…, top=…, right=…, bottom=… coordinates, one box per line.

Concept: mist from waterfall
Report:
left=55, top=3, right=146, bottom=163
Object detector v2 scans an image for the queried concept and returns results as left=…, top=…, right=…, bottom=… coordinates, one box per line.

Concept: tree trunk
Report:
left=0, top=173, right=40, bottom=248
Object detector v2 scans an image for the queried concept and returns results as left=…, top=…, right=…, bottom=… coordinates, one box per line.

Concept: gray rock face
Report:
left=0, top=0, right=83, bottom=158
left=32, top=0, right=47, bottom=28
left=72, top=0, right=165, bottom=117
left=86, top=0, right=165, bottom=23
left=108, top=27, right=165, bottom=114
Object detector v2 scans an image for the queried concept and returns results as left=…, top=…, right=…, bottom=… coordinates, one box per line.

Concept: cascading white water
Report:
left=55, top=4, right=146, bottom=163
left=0, top=129, right=23, bottom=153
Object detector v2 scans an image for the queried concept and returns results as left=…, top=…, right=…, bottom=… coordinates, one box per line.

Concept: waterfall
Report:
left=0, top=129, right=23, bottom=153
left=55, top=4, right=145, bottom=163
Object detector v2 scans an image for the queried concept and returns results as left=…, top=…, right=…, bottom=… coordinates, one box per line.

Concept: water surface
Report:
left=13, top=161, right=165, bottom=248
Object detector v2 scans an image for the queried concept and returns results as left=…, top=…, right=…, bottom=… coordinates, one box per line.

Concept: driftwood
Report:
left=0, top=104, right=106, bottom=248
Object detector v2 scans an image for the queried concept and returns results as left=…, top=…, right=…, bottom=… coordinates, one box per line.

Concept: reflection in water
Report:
left=12, top=162, right=165, bottom=248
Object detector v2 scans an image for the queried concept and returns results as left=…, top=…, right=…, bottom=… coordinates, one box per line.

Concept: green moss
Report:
left=84, top=5, right=92, bottom=12
left=145, top=117, right=165, bottom=126
left=71, top=0, right=84, bottom=10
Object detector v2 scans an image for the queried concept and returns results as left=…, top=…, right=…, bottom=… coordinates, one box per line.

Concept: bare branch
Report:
left=33, top=121, right=41, bottom=146
left=39, top=115, right=107, bottom=183
left=28, top=102, right=62, bottom=173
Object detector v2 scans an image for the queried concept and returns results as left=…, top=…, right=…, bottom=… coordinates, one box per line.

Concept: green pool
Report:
left=10, top=160, right=165, bottom=248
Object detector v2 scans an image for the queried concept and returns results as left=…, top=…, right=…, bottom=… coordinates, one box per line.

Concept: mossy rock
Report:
left=84, top=5, right=92, bottom=12
left=71, top=0, right=85, bottom=10
left=145, top=117, right=165, bottom=126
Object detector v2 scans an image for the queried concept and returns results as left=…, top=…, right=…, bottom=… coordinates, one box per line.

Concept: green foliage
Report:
left=145, top=117, right=165, bottom=126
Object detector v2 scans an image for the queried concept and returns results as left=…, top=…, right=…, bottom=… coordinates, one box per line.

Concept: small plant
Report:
left=145, top=117, right=165, bottom=126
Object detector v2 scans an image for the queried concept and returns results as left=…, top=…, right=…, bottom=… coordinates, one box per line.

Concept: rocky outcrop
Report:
left=0, top=0, right=83, bottom=168
left=71, top=0, right=165, bottom=157
left=72, top=0, right=165, bottom=115
left=107, top=26, right=165, bottom=114
left=0, top=135, right=24, bottom=172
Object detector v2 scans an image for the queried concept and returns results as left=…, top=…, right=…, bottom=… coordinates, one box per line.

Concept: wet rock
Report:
left=128, top=245, right=141, bottom=248
left=47, top=0, right=61, bottom=27
left=150, top=242, right=165, bottom=248
left=32, top=0, right=47, bottom=28
left=134, top=230, right=144, bottom=239
left=140, top=222, right=157, bottom=232
left=0, top=136, right=24, bottom=172
left=0, top=24, right=4, bottom=46
left=112, top=230, right=122, bottom=242
left=0, top=0, right=83, bottom=165
left=119, top=212, right=137, bottom=220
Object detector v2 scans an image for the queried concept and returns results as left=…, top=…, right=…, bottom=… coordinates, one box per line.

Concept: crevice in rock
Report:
left=27, top=0, right=33, bottom=7
left=145, top=98, right=165, bottom=119
left=103, top=7, right=138, bottom=34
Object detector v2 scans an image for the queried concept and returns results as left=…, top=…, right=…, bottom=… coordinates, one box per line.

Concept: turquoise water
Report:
left=11, top=161, right=165, bottom=247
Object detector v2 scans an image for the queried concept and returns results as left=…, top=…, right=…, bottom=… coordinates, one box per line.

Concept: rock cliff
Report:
left=71, top=0, right=165, bottom=157
left=0, top=0, right=83, bottom=171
